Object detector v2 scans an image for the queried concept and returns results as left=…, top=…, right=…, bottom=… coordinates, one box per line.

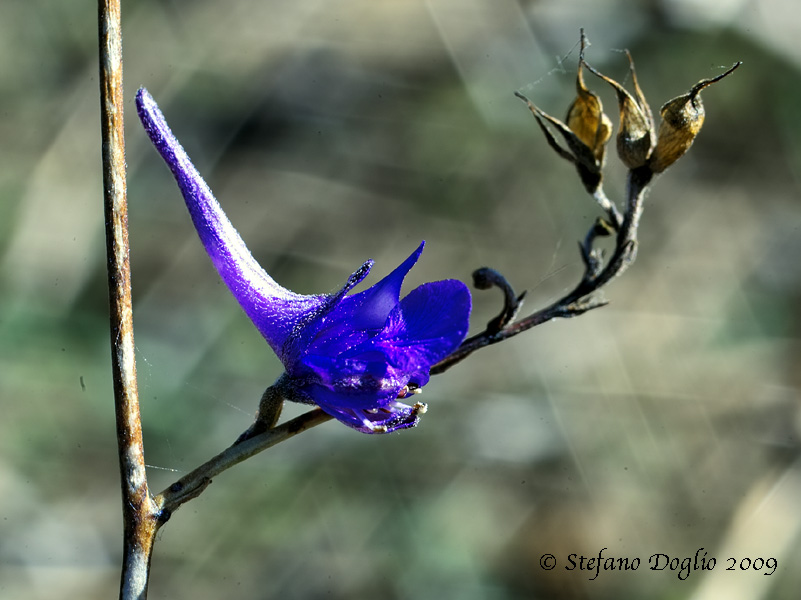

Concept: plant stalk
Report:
left=99, top=0, right=159, bottom=597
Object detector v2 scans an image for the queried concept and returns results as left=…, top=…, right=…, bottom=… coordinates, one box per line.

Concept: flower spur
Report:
left=135, top=88, right=471, bottom=434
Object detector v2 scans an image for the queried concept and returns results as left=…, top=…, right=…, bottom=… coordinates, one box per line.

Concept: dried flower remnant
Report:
left=514, top=32, right=611, bottom=194
left=566, top=41, right=613, bottom=165
left=135, top=88, right=471, bottom=434
left=648, top=62, right=741, bottom=173
left=585, top=51, right=655, bottom=169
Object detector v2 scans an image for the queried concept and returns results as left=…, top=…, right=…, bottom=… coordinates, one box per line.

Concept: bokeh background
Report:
left=3, top=0, right=801, bottom=598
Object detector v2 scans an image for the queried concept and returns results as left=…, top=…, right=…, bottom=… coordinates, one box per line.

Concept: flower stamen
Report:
left=397, top=383, right=422, bottom=399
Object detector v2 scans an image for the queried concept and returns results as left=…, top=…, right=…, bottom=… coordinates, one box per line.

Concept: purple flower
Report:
left=136, top=88, right=471, bottom=433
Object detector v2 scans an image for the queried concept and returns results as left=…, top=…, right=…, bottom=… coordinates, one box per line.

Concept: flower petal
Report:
left=136, top=88, right=373, bottom=355
left=364, top=279, right=471, bottom=387
left=300, top=352, right=406, bottom=404
left=310, top=385, right=427, bottom=433
left=340, top=242, right=425, bottom=331
left=294, top=278, right=470, bottom=414
left=294, top=243, right=425, bottom=361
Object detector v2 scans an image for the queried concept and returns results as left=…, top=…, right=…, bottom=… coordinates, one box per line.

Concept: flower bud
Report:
left=648, top=62, right=741, bottom=173
left=586, top=52, right=655, bottom=169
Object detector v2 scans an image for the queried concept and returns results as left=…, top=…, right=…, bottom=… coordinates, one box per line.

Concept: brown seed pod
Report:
left=565, top=32, right=612, bottom=164
left=649, top=62, right=741, bottom=173
left=585, top=52, right=655, bottom=170
left=514, top=31, right=612, bottom=193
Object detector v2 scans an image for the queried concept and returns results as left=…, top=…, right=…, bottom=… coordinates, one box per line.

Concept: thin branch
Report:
left=592, top=187, right=622, bottom=229
left=431, top=167, right=652, bottom=375
left=472, top=268, right=527, bottom=335
left=156, top=408, right=333, bottom=515
left=99, top=0, right=159, bottom=597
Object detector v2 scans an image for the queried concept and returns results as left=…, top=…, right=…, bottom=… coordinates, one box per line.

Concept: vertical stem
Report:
left=98, top=0, right=158, bottom=597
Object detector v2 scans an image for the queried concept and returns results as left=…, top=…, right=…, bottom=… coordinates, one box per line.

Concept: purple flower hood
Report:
left=136, top=88, right=471, bottom=433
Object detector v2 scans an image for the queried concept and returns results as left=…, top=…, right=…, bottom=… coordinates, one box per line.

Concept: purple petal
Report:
left=300, top=352, right=407, bottom=404
left=310, top=385, right=427, bottom=433
left=136, top=87, right=373, bottom=355
left=358, top=279, right=471, bottom=387
left=395, top=279, right=472, bottom=363
left=297, top=243, right=425, bottom=359
left=295, top=278, right=470, bottom=415
left=339, top=242, right=424, bottom=331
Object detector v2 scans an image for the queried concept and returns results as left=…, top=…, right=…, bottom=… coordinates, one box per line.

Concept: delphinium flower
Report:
left=135, top=88, right=471, bottom=434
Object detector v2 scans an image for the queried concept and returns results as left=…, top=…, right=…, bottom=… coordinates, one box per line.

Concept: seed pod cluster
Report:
left=517, top=31, right=740, bottom=181
left=587, top=54, right=740, bottom=174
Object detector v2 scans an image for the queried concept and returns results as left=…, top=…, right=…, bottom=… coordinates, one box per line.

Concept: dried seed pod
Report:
left=516, top=92, right=605, bottom=193
left=566, top=32, right=612, bottom=164
left=585, top=52, right=655, bottom=169
left=649, top=62, right=741, bottom=173
left=515, top=31, right=611, bottom=193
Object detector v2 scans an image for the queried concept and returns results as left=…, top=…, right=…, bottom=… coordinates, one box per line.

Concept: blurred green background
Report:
left=3, top=0, right=801, bottom=598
